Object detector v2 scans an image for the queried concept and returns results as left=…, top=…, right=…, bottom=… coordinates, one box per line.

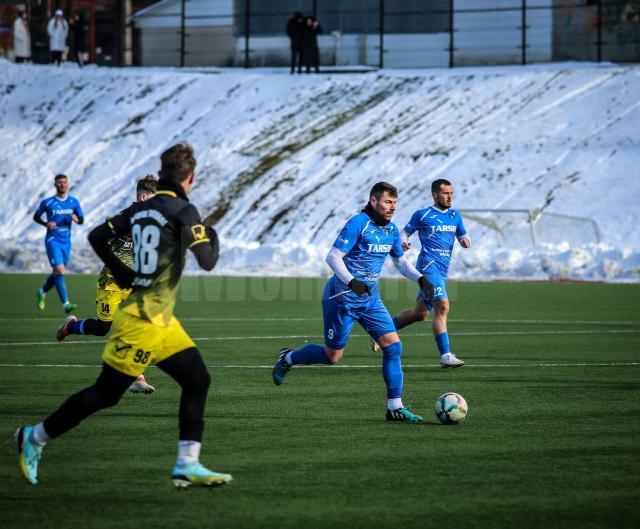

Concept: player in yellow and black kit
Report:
left=56, top=175, right=158, bottom=394
left=16, top=144, right=232, bottom=488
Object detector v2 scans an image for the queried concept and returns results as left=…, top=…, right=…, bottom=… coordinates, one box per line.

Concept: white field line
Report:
left=0, top=362, right=638, bottom=369
left=0, top=329, right=638, bottom=348
left=0, top=317, right=638, bottom=325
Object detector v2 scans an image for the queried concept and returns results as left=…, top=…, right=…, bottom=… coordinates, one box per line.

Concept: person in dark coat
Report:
left=301, top=16, right=322, bottom=74
left=70, top=12, right=87, bottom=67
left=286, top=11, right=305, bottom=74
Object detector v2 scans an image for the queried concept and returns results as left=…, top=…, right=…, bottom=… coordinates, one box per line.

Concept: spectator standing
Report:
left=286, top=11, right=305, bottom=74
left=47, top=9, right=69, bottom=66
left=70, top=12, right=87, bottom=67
left=301, top=16, right=322, bottom=74
left=13, top=10, right=31, bottom=63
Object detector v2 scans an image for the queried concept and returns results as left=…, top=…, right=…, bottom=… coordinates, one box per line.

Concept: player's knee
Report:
left=382, top=341, right=402, bottom=359
left=91, top=384, right=124, bottom=409
left=94, top=320, right=111, bottom=336
left=415, top=310, right=430, bottom=321
left=325, top=348, right=343, bottom=364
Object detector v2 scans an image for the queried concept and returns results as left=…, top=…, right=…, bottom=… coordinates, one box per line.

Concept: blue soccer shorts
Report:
left=417, top=271, right=448, bottom=311
left=45, top=240, right=70, bottom=267
left=322, top=285, right=396, bottom=350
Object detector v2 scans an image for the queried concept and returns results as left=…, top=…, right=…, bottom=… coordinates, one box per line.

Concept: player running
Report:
left=377, top=178, right=470, bottom=368
left=56, top=175, right=158, bottom=395
left=33, top=174, right=84, bottom=314
left=272, top=182, right=432, bottom=423
left=16, top=144, right=232, bottom=488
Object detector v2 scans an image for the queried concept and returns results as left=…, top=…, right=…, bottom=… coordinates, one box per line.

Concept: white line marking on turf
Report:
left=0, top=317, right=637, bottom=325
left=0, top=329, right=638, bottom=347
left=0, top=362, right=638, bottom=369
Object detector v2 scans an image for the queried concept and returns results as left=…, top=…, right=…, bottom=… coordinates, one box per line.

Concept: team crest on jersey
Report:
left=449, top=211, right=456, bottom=219
left=191, top=224, right=207, bottom=240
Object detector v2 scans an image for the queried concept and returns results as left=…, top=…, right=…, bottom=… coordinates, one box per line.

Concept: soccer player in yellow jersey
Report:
left=56, top=175, right=158, bottom=394
left=16, top=144, right=232, bottom=488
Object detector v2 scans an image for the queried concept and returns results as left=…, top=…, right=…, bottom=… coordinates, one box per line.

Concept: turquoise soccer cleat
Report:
left=36, top=290, right=46, bottom=311
left=171, top=462, right=232, bottom=489
left=15, top=426, right=43, bottom=485
left=272, top=348, right=292, bottom=385
left=386, top=407, right=424, bottom=423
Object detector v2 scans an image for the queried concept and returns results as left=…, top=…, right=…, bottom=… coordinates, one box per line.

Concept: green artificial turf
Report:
left=0, top=274, right=638, bottom=529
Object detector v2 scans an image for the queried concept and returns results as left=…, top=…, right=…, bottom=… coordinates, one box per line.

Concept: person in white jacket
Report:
left=47, top=9, right=68, bottom=66
left=13, top=10, right=31, bottom=63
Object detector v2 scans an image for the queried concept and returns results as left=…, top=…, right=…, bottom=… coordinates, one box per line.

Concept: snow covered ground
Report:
left=1, top=60, right=639, bottom=281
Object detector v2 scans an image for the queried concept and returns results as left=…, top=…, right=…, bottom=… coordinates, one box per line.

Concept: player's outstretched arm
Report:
left=186, top=225, right=219, bottom=271
left=88, top=222, right=134, bottom=289
left=32, top=212, right=47, bottom=227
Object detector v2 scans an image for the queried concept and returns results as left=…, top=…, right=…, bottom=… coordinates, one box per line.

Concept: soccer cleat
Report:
left=171, top=462, right=232, bottom=489
left=386, top=407, right=423, bottom=423
left=56, top=315, right=78, bottom=341
left=129, top=375, right=155, bottom=394
left=37, top=290, right=46, bottom=311
left=15, top=426, right=43, bottom=485
left=272, top=348, right=292, bottom=386
left=371, top=339, right=380, bottom=352
left=63, top=302, right=77, bottom=315
left=440, top=352, right=465, bottom=369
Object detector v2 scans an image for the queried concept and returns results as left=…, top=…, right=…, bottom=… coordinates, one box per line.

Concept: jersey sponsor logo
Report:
left=367, top=243, right=392, bottom=253
left=131, top=209, right=168, bottom=226
left=52, top=208, right=74, bottom=215
left=430, top=225, right=457, bottom=233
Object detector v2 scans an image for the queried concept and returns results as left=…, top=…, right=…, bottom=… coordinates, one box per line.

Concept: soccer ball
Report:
left=434, top=392, right=468, bottom=424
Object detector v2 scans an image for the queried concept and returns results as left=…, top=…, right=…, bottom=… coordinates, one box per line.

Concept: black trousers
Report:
left=43, top=347, right=211, bottom=442
left=51, top=51, right=63, bottom=65
left=290, top=45, right=302, bottom=73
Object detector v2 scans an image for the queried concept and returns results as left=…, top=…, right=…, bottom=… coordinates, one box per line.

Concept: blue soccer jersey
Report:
left=331, top=212, right=404, bottom=293
left=403, top=206, right=467, bottom=276
left=34, top=195, right=84, bottom=244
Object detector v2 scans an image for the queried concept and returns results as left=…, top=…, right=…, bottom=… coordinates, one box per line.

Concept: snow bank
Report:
left=1, top=60, right=639, bottom=281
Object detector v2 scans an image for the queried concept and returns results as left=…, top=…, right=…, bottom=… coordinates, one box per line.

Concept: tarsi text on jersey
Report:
left=403, top=207, right=467, bottom=276
left=332, top=212, right=404, bottom=287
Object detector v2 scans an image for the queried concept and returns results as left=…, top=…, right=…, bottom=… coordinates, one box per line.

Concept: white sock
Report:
left=388, top=398, right=403, bottom=411
left=177, top=440, right=201, bottom=466
left=284, top=351, right=294, bottom=365
left=31, top=422, right=50, bottom=446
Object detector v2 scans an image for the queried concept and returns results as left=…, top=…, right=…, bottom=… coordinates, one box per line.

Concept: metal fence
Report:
left=131, top=0, right=640, bottom=68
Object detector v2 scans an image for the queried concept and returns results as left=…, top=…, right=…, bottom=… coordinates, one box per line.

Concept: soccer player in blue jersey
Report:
left=272, top=182, right=432, bottom=423
left=33, top=174, right=84, bottom=314
left=381, top=179, right=470, bottom=368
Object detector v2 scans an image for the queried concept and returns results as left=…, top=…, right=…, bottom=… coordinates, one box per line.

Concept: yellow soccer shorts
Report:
left=102, top=310, right=196, bottom=377
left=95, top=284, right=132, bottom=322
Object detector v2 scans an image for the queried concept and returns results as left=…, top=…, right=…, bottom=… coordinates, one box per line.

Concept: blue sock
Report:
left=290, top=343, right=332, bottom=365
left=41, top=274, right=56, bottom=293
left=392, top=317, right=406, bottom=331
left=435, top=332, right=451, bottom=356
left=68, top=319, right=85, bottom=335
left=53, top=274, right=69, bottom=304
left=382, top=342, right=404, bottom=399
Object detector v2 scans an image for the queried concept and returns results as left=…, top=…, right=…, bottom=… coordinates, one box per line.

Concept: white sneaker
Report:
left=371, top=339, right=380, bottom=352
left=129, top=375, right=155, bottom=394
left=440, top=352, right=465, bottom=368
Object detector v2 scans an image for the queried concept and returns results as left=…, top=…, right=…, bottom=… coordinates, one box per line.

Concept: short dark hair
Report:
left=136, top=174, right=158, bottom=194
left=369, top=181, right=397, bottom=200
left=431, top=179, right=451, bottom=193
left=160, top=143, right=196, bottom=182
left=54, top=174, right=67, bottom=181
